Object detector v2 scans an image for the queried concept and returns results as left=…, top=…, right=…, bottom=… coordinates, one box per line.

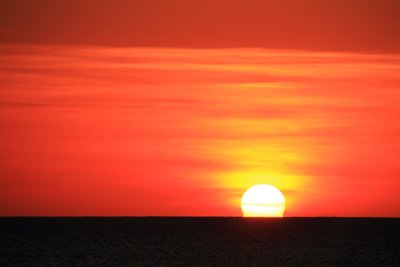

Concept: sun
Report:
left=241, top=184, right=286, bottom=217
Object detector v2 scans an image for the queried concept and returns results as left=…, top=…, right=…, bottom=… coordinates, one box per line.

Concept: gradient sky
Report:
left=1, top=1, right=400, bottom=216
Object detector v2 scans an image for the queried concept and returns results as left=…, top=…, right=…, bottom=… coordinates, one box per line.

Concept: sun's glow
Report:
left=241, top=184, right=286, bottom=217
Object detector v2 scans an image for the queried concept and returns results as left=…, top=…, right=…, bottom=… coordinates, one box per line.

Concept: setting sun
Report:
left=241, top=184, right=286, bottom=217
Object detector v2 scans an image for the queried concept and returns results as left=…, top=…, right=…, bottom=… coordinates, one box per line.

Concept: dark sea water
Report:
left=1, top=217, right=399, bottom=266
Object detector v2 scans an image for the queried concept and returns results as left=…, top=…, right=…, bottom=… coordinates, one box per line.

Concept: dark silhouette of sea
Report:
left=1, top=217, right=399, bottom=266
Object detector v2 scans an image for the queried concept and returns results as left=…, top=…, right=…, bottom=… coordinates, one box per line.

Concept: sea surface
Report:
left=1, top=217, right=399, bottom=266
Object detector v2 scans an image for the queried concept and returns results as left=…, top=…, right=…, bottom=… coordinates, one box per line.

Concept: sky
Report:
left=1, top=1, right=400, bottom=217
left=1, top=0, right=400, bottom=51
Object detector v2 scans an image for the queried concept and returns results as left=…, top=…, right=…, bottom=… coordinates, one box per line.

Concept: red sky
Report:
left=1, top=0, right=400, bottom=52
left=1, top=1, right=400, bottom=216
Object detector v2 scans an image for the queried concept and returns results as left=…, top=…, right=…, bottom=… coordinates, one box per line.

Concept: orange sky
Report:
left=1, top=1, right=400, bottom=216
left=1, top=45, right=399, bottom=216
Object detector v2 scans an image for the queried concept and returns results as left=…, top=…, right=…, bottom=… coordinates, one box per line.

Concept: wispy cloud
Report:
left=1, top=45, right=399, bottom=216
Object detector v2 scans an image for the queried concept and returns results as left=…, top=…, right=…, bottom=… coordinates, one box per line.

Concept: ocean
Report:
left=1, top=217, right=399, bottom=266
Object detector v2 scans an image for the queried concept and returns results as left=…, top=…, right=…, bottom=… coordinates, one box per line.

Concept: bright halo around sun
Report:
left=241, top=184, right=286, bottom=217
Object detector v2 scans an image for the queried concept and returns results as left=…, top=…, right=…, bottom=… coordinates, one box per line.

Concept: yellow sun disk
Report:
left=241, top=184, right=285, bottom=217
